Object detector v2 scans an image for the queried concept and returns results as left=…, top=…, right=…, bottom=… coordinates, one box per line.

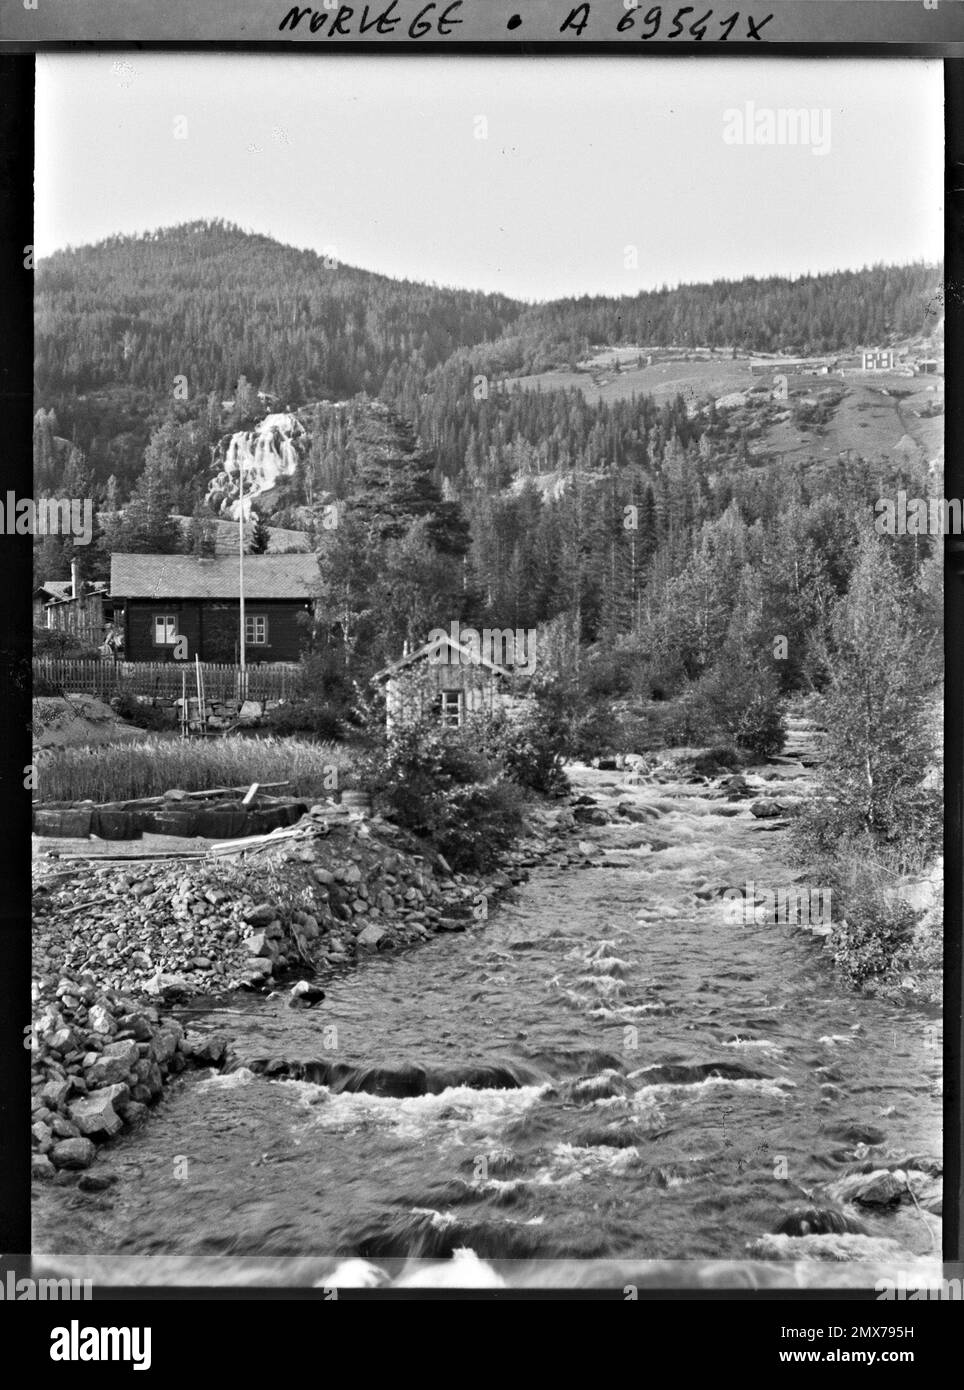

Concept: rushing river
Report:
left=34, top=720, right=942, bottom=1289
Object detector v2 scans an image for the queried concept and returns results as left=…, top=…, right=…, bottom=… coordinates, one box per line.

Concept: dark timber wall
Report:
left=122, top=599, right=311, bottom=663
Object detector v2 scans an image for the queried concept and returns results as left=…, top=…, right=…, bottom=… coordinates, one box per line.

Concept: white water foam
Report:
left=588, top=1003, right=669, bottom=1021
left=278, top=1079, right=551, bottom=1143
left=628, top=1074, right=796, bottom=1105
left=531, top=1141, right=642, bottom=1186
left=584, top=956, right=632, bottom=977
left=720, top=1038, right=785, bottom=1055
left=394, top=1247, right=506, bottom=1288
left=198, top=1067, right=257, bottom=1089
left=574, top=974, right=627, bottom=997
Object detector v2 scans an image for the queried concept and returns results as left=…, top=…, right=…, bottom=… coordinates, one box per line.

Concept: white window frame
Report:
left=245, top=614, right=269, bottom=646
left=440, top=689, right=463, bottom=728
left=153, top=614, right=178, bottom=646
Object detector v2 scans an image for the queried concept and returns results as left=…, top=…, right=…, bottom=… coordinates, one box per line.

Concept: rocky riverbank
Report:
left=32, top=733, right=942, bottom=1284
left=31, top=792, right=624, bottom=1175
left=33, top=733, right=939, bottom=1188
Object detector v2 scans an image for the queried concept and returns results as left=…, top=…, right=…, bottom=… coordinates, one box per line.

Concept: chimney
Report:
left=71, top=558, right=80, bottom=600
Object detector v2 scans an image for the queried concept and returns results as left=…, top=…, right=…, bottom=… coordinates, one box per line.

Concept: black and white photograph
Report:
left=24, top=50, right=947, bottom=1298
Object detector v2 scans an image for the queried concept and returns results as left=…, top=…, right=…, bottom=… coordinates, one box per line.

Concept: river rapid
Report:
left=34, top=719, right=942, bottom=1290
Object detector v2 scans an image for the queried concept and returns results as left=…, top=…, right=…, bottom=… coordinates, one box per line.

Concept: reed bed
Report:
left=37, top=736, right=354, bottom=804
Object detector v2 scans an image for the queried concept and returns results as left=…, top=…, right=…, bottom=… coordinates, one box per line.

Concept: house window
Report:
left=153, top=615, right=178, bottom=646
left=440, top=689, right=463, bottom=728
left=245, top=615, right=268, bottom=646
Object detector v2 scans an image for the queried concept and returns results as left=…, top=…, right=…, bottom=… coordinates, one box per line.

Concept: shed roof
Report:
left=375, top=635, right=513, bottom=683
left=34, top=580, right=72, bottom=600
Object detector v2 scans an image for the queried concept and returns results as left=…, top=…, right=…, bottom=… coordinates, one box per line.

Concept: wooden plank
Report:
left=208, top=824, right=308, bottom=854
left=50, top=851, right=208, bottom=863
left=184, top=781, right=289, bottom=799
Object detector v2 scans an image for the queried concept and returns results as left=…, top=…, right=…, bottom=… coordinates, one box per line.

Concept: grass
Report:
left=36, top=735, right=355, bottom=804
left=506, top=355, right=942, bottom=467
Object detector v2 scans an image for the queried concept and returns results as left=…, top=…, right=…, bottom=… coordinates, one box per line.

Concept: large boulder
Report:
left=244, top=903, right=280, bottom=927
left=290, top=981, right=326, bottom=1004
left=32, top=1153, right=56, bottom=1181
left=186, top=1033, right=229, bottom=1065
left=87, top=1003, right=115, bottom=1035
left=356, top=924, right=393, bottom=950
left=826, top=1170, right=906, bottom=1207
left=242, top=931, right=276, bottom=959
left=50, top=1137, right=96, bottom=1170
left=149, top=1023, right=183, bottom=1065
left=69, top=1084, right=129, bottom=1138
left=84, top=1052, right=132, bottom=1089
left=41, top=1077, right=71, bottom=1109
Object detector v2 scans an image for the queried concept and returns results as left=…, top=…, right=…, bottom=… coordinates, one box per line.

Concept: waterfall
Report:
left=206, top=411, right=306, bottom=517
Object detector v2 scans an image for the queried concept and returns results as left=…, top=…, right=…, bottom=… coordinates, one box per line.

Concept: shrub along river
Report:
left=34, top=718, right=942, bottom=1289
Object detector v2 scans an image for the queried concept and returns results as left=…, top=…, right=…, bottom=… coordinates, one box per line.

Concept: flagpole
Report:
left=239, top=441, right=246, bottom=699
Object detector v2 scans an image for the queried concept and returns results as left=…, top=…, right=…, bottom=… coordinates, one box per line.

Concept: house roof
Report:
left=34, top=580, right=72, bottom=600
left=110, top=553, right=320, bottom=600
left=375, top=635, right=513, bottom=683
left=46, top=588, right=110, bottom=610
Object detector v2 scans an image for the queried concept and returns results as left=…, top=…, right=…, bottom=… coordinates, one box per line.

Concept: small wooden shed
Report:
left=375, top=635, right=517, bottom=731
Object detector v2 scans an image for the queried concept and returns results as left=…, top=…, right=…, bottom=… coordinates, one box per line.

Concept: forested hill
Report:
left=509, top=263, right=942, bottom=368
left=34, top=221, right=941, bottom=505
left=35, top=219, right=522, bottom=401
left=37, top=222, right=941, bottom=403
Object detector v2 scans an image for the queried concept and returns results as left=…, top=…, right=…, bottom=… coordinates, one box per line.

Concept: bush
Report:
left=831, top=906, right=919, bottom=989
left=662, top=663, right=786, bottom=758
left=433, top=778, right=526, bottom=873
left=662, top=687, right=719, bottom=749
left=566, top=705, right=627, bottom=763
left=584, top=650, right=634, bottom=701
left=789, top=833, right=931, bottom=992
left=355, top=712, right=525, bottom=872
left=33, top=626, right=100, bottom=659
left=109, top=692, right=171, bottom=732
left=727, top=682, right=788, bottom=759
left=826, top=854, right=920, bottom=989
left=679, top=745, right=744, bottom=777
left=467, top=700, right=569, bottom=796
left=609, top=704, right=672, bottom=755
left=263, top=698, right=344, bottom=740
left=263, top=651, right=355, bottom=738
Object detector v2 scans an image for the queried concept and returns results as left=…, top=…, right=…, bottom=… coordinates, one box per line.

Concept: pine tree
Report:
left=105, top=449, right=181, bottom=554
left=249, top=505, right=271, bottom=554
left=188, top=500, right=218, bottom=557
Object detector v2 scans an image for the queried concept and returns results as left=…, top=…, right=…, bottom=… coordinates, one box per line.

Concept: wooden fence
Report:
left=34, top=658, right=300, bottom=703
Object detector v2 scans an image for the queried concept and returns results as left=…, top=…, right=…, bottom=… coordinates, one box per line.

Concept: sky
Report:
left=35, top=54, right=943, bottom=303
